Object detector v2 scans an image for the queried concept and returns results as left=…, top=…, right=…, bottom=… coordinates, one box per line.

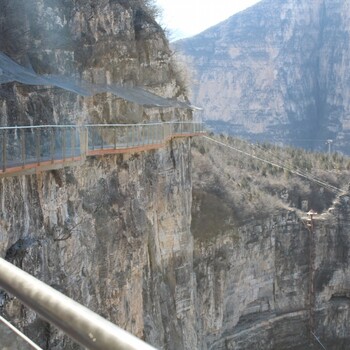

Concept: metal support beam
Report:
left=21, top=129, right=26, bottom=168
left=36, top=129, right=41, bottom=165
left=1, top=130, right=6, bottom=172
left=62, top=128, right=66, bottom=161
left=0, top=258, right=157, bottom=350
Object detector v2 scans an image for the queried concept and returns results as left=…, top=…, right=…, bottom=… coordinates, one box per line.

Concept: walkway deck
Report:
left=0, top=122, right=204, bottom=177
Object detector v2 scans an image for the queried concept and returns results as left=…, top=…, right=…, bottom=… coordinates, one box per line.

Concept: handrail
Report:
left=0, top=125, right=79, bottom=130
left=0, top=121, right=202, bottom=130
left=0, top=315, right=43, bottom=350
left=0, top=258, right=157, bottom=350
left=0, top=121, right=205, bottom=176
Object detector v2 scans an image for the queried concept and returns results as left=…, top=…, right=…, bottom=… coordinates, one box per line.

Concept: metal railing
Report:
left=0, top=315, right=43, bottom=349
left=0, top=125, right=82, bottom=174
left=0, top=257, right=157, bottom=350
left=0, top=122, right=204, bottom=175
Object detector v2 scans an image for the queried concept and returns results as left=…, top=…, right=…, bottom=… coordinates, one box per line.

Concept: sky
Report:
left=155, top=0, right=262, bottom=40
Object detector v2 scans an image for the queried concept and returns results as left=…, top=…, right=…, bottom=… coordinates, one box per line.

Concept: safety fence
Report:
left=0, top=315, right=42, bottom=350
left=0, top=122, right=204, bottom=176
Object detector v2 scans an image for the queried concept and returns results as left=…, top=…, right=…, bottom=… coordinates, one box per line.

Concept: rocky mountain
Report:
left=175, top=0, right=350, bottom=153
left=0, top=1, right=194, bottom=349
left=1, top=1, right=350, bottom=350
left=191, top=135, right=350, bottom=349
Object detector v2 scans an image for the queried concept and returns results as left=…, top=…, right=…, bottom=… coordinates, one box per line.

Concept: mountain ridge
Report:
left=175, top=0, right=350, bottom=153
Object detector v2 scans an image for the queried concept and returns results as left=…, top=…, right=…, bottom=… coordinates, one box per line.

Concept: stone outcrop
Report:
left=0, top=0, right=189, bottom=127
left=0, top=1, right=194, bottom=349
left=0, top=142, right=196, bottom=349
left=1, top=1, right=350, bottom=349
left=175, top=0, right=350, bottom=153
left=192, top=200, right=350, bottom=349
left=191, top=139, right=350, bottom=349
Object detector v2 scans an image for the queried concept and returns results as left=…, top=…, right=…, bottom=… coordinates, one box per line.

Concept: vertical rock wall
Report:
left=0, top=0, right=195, bottom=348
left=0, top=139, right=197, bottom=349
left=175, top=0, right=350, bottom=153
left=192, top=186, right=350, bottom=349
left=0, top=0, right=189, bottom=127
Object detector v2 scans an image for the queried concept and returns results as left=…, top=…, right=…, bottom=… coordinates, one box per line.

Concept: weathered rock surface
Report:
left=191, top=139, right=350, bottom=349
left=175, top=0, right=350, bottom=153
left=0, top=140, right=197, bottom=349
left=1, top=1, right=350, bottom=349
left=0, top=0, right=189, bottom=127
left=0, top=1, right=194, bottom=349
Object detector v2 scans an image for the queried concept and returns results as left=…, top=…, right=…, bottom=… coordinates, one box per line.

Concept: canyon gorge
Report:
left=0, top=0, right=350, bottom=349
left=175, top=0, right=350, bottom=154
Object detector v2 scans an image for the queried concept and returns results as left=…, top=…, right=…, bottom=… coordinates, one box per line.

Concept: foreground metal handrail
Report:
left=0, top=258, right=157, bottom=350
left=0, top=315, right=43, bottom=349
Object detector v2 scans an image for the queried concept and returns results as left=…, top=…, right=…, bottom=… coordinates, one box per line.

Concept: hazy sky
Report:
left=155, top=0, right=262, bottom=40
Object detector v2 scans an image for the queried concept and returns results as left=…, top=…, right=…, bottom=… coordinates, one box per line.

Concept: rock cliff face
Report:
left=0, top=142, right=196, bottom=349
left=1, top=1, right=350, bottom=350
left=191, top=138, right=350, bottom=349
left=193, top=198, right=350, bottom=350
left=175, top=0, right=350, bottom=153
left=0, top=1, right=195, bottom=349
left=0, top=0, right=189, bottom=127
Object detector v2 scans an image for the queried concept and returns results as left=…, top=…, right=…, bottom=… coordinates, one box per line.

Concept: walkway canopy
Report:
left=0, top=52, right=200, bottom=109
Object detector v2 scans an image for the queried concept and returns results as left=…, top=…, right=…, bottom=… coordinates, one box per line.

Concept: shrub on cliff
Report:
left=191, top=135, right=350, bottom=238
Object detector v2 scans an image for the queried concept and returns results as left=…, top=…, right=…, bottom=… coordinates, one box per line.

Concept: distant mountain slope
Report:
left=175, top=0, right=350, bottom=153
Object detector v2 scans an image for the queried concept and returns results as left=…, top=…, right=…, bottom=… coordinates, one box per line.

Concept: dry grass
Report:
left=191, top=134, right=350, bottom=240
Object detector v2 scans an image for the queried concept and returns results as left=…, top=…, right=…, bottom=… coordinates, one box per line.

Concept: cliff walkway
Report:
left=0, top=121, right=204, bottom=177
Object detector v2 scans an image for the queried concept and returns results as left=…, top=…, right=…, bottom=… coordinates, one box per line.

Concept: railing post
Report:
left=126, top=126, right=129, bottom=148
left=142, top=126, right=144, bottom=146
left=86, top=127, right=89, bottom=156
left=21, top=129, right=25, bottom=168
left=2, top=130, right=6, bottom=172
left=132, top=125, right=135, bottom=147
left=91, top=127, right=95, bottom=151
left=50, top=128, right=55, bottom=164
left=36, top=129, right=41, bottom=165
left=114, top=128, right=117, bottom=149
left=82, top=127, right=88, bottom=157
left=62, top=128, right=66, bottom=162
left=138, top=126, right=141, bottom=146
left=71, top=127, right=75, bottom=160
